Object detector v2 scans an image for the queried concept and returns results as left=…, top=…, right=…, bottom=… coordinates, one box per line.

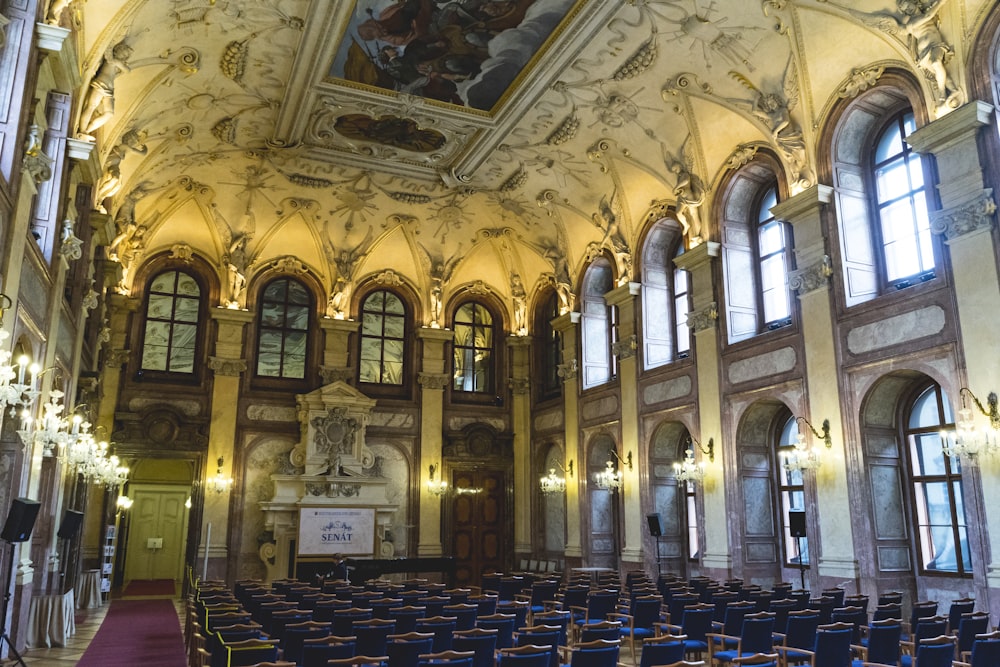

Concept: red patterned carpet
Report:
left=77, top=599, right=186, bottom=667
left=122, top=578, right=177, bottom=597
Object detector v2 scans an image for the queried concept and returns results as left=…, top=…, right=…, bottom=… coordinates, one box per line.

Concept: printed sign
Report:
left=297, top=506, right=376, bottom=556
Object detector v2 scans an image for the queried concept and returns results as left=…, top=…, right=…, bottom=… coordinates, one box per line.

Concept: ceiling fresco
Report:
left=63, top=0, right=993, bottom=332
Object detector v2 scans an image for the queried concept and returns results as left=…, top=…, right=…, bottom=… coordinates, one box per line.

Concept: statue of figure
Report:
left=592, top=189, right=632, bottom=282
left=45, top=0, right=75, bottom=25
left=227, top=234, right=249, bottom=307
left=664, top=137, right=706, bottom=244
left=79, top=40, right=132, bottom=138
left=327, top=277, right=348, bottom=319
left=825, top=0, right=959, bottom=107
left=95, top=145, right=125, bottom=211
left=418, top=242, right=461, bottom=327
left=510, top=273, right=527, bottom=336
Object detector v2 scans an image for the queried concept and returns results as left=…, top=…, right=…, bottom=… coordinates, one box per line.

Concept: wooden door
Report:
left=449, top=468, right=506, bottom=587
left=124, top=485, right=190, bottom=581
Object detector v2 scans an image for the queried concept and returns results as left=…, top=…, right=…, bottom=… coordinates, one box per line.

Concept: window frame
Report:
left=357, top=288, right=410, bottom=395
left=254, top=277, right=313, bottom=382
left=137, top=269, right=205, bottom=381
left=450, top=300, right=498, bottom=399
left=580, top=258, right=615, bottom=390
left=752, top=183, right=793, bottom=331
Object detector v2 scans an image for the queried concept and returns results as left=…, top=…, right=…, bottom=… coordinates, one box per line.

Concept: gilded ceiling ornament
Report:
left=612, top=39, right=657, bottom=81
left=499, top=166, right=528, bottom=193
left=545, top=113, right=580, bottom=146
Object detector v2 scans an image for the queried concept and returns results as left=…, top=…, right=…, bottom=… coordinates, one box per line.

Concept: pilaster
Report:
left=416, top=326, right=454, bottom=557
left=507, top=335, right=532, bottom=556
left=319, top=317, right=360, bottom=384
left=551, top=311, right=581, bottom=558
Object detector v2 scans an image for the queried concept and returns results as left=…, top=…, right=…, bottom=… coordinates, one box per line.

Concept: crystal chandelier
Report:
left=941, top=388, right=1000, bottom=460
left=539, top=460, right=572, bottom=495
left=594, top=460, right=623, bottom=491
left=673, top=447, right=705, bottom=483
left=781, top=417, right=830, bottom=473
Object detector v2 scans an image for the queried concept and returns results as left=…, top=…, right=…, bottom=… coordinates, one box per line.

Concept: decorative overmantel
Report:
left=259, top=381, right=398, bottom=580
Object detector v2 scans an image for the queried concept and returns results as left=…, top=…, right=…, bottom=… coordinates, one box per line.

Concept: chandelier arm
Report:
left=687, top=435, right=715, bottom=462
left=796, top=416, right=832, bottom=448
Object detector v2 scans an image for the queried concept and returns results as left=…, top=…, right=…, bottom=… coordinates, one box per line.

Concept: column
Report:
left=907, top=100, right=1000, bottom=597
left=774, top=184, right=858, bottom=583
left=203, top=307, right=254, bottom=580
left=673, top=242, right=728, bottom=573
left=416, top=327, right=453, bottom=557
left=604, top=282, right=642, bottom=563
left=319, top=318, right=360, bottom=384
left=551, top=312, right=581, bottom=559
left=507, top=335, right=532, bottom=556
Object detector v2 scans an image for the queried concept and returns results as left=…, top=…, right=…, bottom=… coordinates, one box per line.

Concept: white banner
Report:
left=297, top=506, right=376, bottom=556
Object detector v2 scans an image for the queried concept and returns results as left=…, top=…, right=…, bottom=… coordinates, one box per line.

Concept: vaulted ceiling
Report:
left=67, top=0, right=988, bottom=326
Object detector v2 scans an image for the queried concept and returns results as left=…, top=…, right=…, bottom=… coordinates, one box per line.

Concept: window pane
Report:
left=360, top=337, right=382, bottom=362
left=359, top=291, right=408, bottom=385
left=286, top=304, right=310, bottom=329
left=175, top=273, right=200, bottom=296
left=257, top=352, right=282, bottom=377
left=173, top=296, right=199, bottom=323
left=383, top=313, right=405, bottom=339
left=146, top=294, right=173, bottom=320
left=150, top=272, right=176, bottom=293
left=910, top=433, right=947, bottom=476
left=141, top=344, right=168, bottom=371
left=384, top=292, right=404, bottom=313
left=287, top=281, right=310, bottom=304
left=261, top=302, right=285, bottom=327
left=362, top=312, right=383, bottom=336
left=875, top=122, right=903, bottom=162
left=283, top=353, right=306, bottom=379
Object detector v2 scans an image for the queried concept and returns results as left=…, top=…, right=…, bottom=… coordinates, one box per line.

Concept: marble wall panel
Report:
left=642, top=375, right=692, bottom=406
left=247, top=405, right=297, bottom=422
left=743, top=476, right=774, bottom=536
left=870, top=464, right=906, bottom=539
left=728, top=347, right=797, bottom=385
left=877, top=545, right=912, bottom=571
left=847, top=306, right=945, bottom=354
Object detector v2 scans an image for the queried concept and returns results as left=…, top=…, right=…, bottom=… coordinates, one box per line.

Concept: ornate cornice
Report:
left=557, top=358, right=578, bottom=380
left=418, top=372, right=450, bottom=390
left=929, top=192, right=996, bottom=240
left=208, top=356, right=248, bottom=376
left=612, top=334, right=637, bottom=360
left=687, top=302, right=718, bottom=333
left=789, top=255, right=833, bottom=296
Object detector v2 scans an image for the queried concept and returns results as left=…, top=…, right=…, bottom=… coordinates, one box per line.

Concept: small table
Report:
left=75, top=569, right=103, bottom=609
left=571, top=566, right=614, bottom=586
left=26, top=589, right=76, bottom=648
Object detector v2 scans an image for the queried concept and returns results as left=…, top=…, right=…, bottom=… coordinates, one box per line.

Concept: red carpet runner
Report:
left=77, top=599, right=186, bottom=667
left=123, top=578, right=176, bottom=597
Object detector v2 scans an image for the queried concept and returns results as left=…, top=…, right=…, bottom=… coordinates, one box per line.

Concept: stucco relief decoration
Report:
left=418, top=372, right=450, bottom=390
left=789, top=255, right=833, bottom=295
left=591, top=187, right=632, bottom=283
left=208, top=356, right=248, bottom=376
left=687, top=301, right=719, bottom=332
left=21, top=124, right=53, bottom=184
left=557, top=358, right=578, bottom=380
left=662, top=136, right=706, bottom=244
left=418, top=244, right=460, bottom=327
left=60, top=219, right=83, bottom=260
left=612, top=334, right=638, bottom=360
left=929, top=193, right=997, bottom=239
left=837, top=64, right=885, bottom=98
left=312, top=407, right=360, bottom=472
left=245, top=440, right=296, bottom=578
left=170, top=244, right=194, bottom=262
left=327, top=228, right=374, bottom=318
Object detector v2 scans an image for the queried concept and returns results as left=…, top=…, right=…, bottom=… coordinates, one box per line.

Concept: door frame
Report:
left=122, top=482, right=192, bottom=583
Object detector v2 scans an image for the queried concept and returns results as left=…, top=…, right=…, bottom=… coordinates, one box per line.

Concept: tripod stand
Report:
left=0, top=540, right=28, bottom=667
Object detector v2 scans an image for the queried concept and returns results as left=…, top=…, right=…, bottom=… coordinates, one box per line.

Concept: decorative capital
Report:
left=789, top=255, right=833, bottom=296
left=612, top=334, right=637, bottom=359
left=107, top=349, right=130, bottom=368
left=319, top=366, right=354, bottom=385
left=930, top=192, right=996, bottom=240
left=208, top=356, right=247, bottom=376
left=508, top=377, right=530, bottom=395
left=687, top=302, right=719, bottom=333
left=557, top=358, right=578, bottom=380
left=418, top=372, right=450, bottom=390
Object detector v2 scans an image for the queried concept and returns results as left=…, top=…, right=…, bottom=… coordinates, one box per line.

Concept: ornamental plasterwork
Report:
left=311, top=407, right=360, bottom=470
left=169, top=244, right=194, bottom=262
left=687, top=302, right=720, bottom=333
left=557, top=358, right=579, bottom=381
left=319, top=367, right=355, bottom=385
left=418, top=373, right=450, bottom=390
left=789, top=255, right=833, bottom=296
left=612, top=335, right=638, bottom=360
left=837, top=65, right=885, bottom=99
left=929, top=192, right=997, bottom=240
left=208, top=356, right=248, bottom=377
left=508, top=377, right=531, bottom=395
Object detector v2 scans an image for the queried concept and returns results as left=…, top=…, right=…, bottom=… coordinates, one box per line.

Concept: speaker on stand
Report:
left=1, top=498, right=40, bottom=667
left=646, top=513, right=664, bottom=576
left=57, top=509, right=84, bottom=592
left=788, top=510, right=807, bottom=591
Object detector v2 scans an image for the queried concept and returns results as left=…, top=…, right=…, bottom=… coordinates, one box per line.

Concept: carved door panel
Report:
left=449, top=468, right=506, bottom=588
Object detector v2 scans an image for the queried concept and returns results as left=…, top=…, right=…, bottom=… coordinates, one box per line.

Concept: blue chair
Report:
left=498, top=600, right=531, bottom=631
left=314, top=599, right=353, bottom=622
left=328, top=656, right=391, bottom=667
left=957, top=629, right=1000, bottom=667
left=514, top=624, right=562, bottom=667
left=566, top=638, right=621, bottom=667
left=712, top=591, right=740, bottom=623
left=710, top=601, right=757, bottom=649
left=851, top=619, right=900, bottom=667
left=415, top=616, right=459, bottom=652
left=830, top=606, right=867, bottom=645
left=477, top=613, right=517, bottom=649
left=416, top=649, right=476, bottom=667
left=444, top=603, right=480, bottom=631
left=776, top=622, right=852, bottom=667
left=822, top=589, right=846, bottom=609
left=370, top=597, right=403, bottom=620
left=386, top=632, right=436, bottom=667
left=532, top=610, right=571, bottom=647
left=444, top=588, right=472, bottom=604
left=452, top=627, right=499, bottom=667
left=481, top=573, right=503, bottom=597
left=333, top=608, right=375, bottom=637
left=518, top=579, right=561, bottom=616
left=808, top=597, right=837, bottom=625
left=469, top=594, right=498, bottom=617
left=947, top=598, right=976, bottom=634
left=906, top=601, right=938, bottom=639
left=731, top=653, right=779, bottom=666
left=955, top=611, right=992, bottom=658
left=899, top=616, right=948, bottom=667
left=498, top=643, right=555, bottom=667
left=578, top=620, right=622, bottom=643
left=870, top=603, right=901, bottom=623
left=902, top=635, right=956, bottom=667
left=571, top=590, right=620, bottom=642
left=708, top=611, right=775, bottom=665
left=767, top=599, right=798, bottom=636
left=774, top=610, right=820, bottom=653
left=876, top=592, right=902, bottom=606
left=660, top=602, right=713, bottom=659
left=498, top=577, right=527, bottom=602
left=223, top=637, right=280, bottom=667
left=353, top=617, right=397, bottom=657
left=420, top=596, right=454, bottom=618
left=389, top=605, right=428, bottom=634
left=610, top=594, right=665, bottom=658
left=269, top=608, right=311, bottom=640
left=668, top=593, right=701, bottom=625
left=302, top=635, right=357, bottom=667
left=282, top=620, right=331, bottom=664
left=636, top=633, right=686, bottom=667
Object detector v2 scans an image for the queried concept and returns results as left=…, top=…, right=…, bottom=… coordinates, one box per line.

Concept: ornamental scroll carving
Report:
left=311, top=407, right=360, bottom=471
left=320, top=366, right=354, bottom=385
left=418, top=372, right=450, bottom=390
left=789, top=255, right=833, bottom=295
left=686, top=302, right=719, bottom=333
left=929, top=193, right=996, bottom=240
left=557, top=358, right=578, bottom=380
left=208, top=356, right=247, bottom=376
left=612, top=335, right=637, bottom=360
left=508, top=377, right=530, bottom=395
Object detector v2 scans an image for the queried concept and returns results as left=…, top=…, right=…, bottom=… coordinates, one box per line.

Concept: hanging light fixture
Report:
left=674, top=435, right=714, bottom=484
left=941, top=387, right=1000, bottom=461
left=594, top=450, right=630, bottom=492
left=782, top=417, right=831, bottom=473
left=426, top=463, right=447, bottom=496
left=207, top=456, right=233, bottom=494
left=539, top=460, right=572, bottom=495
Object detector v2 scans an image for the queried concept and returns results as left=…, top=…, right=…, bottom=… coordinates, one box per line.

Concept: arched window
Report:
left=756, top=185, right=791, bottom=328
left=640, top=220, right=690, bottom=369
left=452, top=301, right=495, bottom=394
left=872, top=110, right=934, bottom=287
left=256, top=278, right=310, bottom=379
left=776, top=415, right=807, bottom=567
left=141, top=270, right=202, bottom=373
left=581, top=259, right=615, bottom=388
left=359, top=290, right=406, bottom=385
left=905, top=383, right=969, bottom=575
left=537, top=290, right=562, bottom=400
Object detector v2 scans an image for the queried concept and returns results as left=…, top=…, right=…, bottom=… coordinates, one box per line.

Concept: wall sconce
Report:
left=941, top=387, right=999, bottom=460
left=427, top=463, right=448, bottom=496
left=207, top=456, right=233, bottom=494
left=594, top=451, right=629, bottom=492
left=116, top=495, right=133, bottom=514
left=783, top=417, right=831, bottom=473
left=675, top=436, right=713, bottom=484
left=539, top=460, right=572, bottom=495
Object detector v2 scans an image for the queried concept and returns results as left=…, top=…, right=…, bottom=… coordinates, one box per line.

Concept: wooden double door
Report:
left=445, top=467, right=508, bottom=588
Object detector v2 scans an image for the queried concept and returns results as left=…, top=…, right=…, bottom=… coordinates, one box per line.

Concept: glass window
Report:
left=777, top=416, right=808, bottom=566
left=674, top=247, right=691, bottom=356
left=640, top=223, right=690, bottom=368
left=906, top=384, right=969, bottom=575
left=873, top=111, right=934, bottom=285
left=581, top=260, right=614, bottom=388
left=452, top=302, right=494, bottom=393
left=359, top=290, right=406, bottom=385
left=756, top=185, right=791, bottom=327
left=141, top=271, right=201, bottom=373
left=256, top=278, right=311, bottom=379
left=684, top=477, right=700, bottom=561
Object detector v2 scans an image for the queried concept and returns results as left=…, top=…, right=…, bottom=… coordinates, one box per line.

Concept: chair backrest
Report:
left=498, top=643, right=555, bottom=667
left=416, top=649, right=476, bottom=667
left=679, top=605, right=713, bottom=642
left=863, top=619, right=901, bottom=666
left=224, top=637, right=280, bottom=667
left=767, top=598, right=797, bottom=634
left=739, top=612, right=776, bottom=655
left=531, top=610, right=570, bottom=646
left=948, top=597, right=976, bottom=633
left=810, top=623, right=852, bottom=667
left=419, top=596, right=453, bottom=618
left=912, top=635, right=957, bottom=667
left=821, top=588, right=845, bottom=608
left=477, top=613, right=517, bottom=649
left=910, top=600, right=939, bottom=630
left=386, top=632, right=435, bottom=667
left=876, top=591, right=902, bottom=606
left=498, top=600, right=531, bottom=630
left=529, top=580, right=561, bottom=608
left=668, top=593, right=701, bottom=624
left=583, top=590, right=619, bottom=623
left=414, top=616, right=459, bottom=652
left=968, top=629, right=1000, bottom=667
left=515, top=625, right=561, bottom=667
left=388, top=605, right=428, bottom=634
left=333, top=608, right=375, bottom=636
left=871, top=602, right=902, bottom=622
left=469, top=594, right=498, bottom=616
left=956, top=611, right=992, bottom=653
left=782, top=610, right=820, bottom=649
left=443, top=603, right=479, bottom=631
left=720, top=600, right=755, bottom=637
left=369, top=597, right=403, bottom=619
left=829, top=605, right=866, bottom=644
left=568, top=639, right=621, bottom=667
left=808, top=596, right=836, bottom=625
left=579, top=620, right=621, bottom=643
left=282, top=621, right=332, bottom=664
left=730, top=653, right=778, bottom=666
left=912, top=615, right=948, bottom=646
left=353, top=618, right=397, bottom=657
left=327, top=656, right=391, bottom=667
left=711, top=591, right=739, bottom=622
left=452, top=628, right=499, bottom=667
left=301, top=635, right=358, bottom=667
left=637, top=634, right=687, bottom=667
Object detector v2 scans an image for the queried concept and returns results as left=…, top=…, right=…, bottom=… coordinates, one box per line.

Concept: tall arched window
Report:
left=256, top=278, right=310, bottom=379
left=756, top=185, right=792, bottom=328
left=581, top=259, right=614, bottom=389
left=776, top=415, right=807, bottom=566
left=141, top=270, right=201, bottom=373
left=872, top=110, right=934, bottom=287
left=452, top=301, right=495, bottom=394
left=641, top=220, right=690, bottom=369
left=905, top=383, right=969, bottom=575
left=359, top=290, right=406, bottom=385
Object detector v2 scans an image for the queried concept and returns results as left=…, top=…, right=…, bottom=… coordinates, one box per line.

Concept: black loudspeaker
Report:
left=788, top=510, right=807, bottom=538
left=1, top=498, right=41, bottom=543
left=57, top=510, right=84, bottom=540
left=646, top=513, right=663, bottom=537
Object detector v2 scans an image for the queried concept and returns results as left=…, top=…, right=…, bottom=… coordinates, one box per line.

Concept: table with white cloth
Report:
left=570, top=566, right=614, bottom=585
left=26, top=589, right=76, bottom=648
left=75, top=569, right=103, bottom=609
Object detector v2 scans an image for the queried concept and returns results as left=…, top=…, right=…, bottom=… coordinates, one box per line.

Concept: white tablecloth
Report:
left=75, top=569, right=103, bottom=609
left=26, top=589, right=76, bottom=648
